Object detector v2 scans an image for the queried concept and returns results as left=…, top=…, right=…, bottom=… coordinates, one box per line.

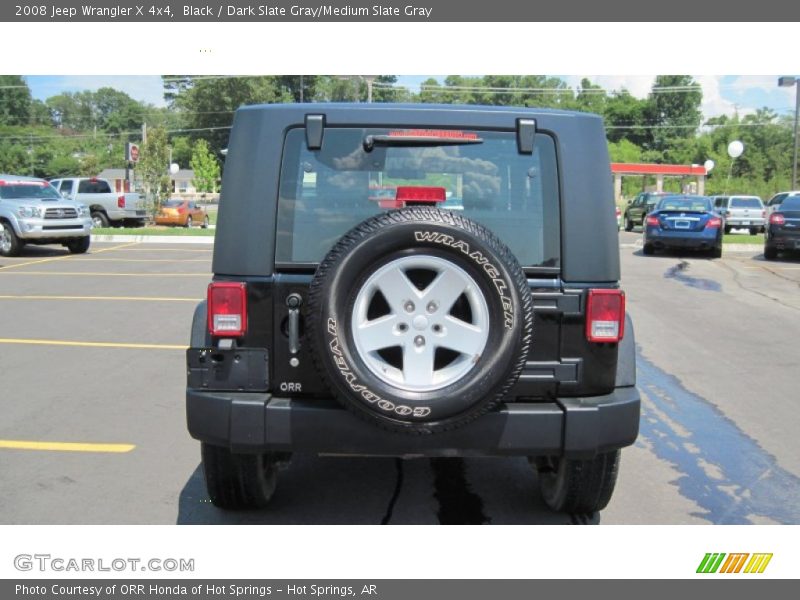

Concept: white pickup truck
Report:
left=50, top=177, right=146, bottom=227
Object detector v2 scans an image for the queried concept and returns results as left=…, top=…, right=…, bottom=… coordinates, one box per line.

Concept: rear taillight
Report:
left=117, top=195, right=125, bottom=208
left=706, top=216, right=722, bottom=229
left=645, top=215, right=660, bottom=227
left=207, top=282, right=247, bottom=337
left=586, top=289, right=625, bottom=343
left=770, top=213, right=786, bottom=225
left=615, top=207, right=621, bottom=217
left=177, top=206, right=186, bottom=214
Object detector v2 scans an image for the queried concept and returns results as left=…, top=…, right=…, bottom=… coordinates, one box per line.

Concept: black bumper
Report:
left=186, top=387, right=640, bottom=458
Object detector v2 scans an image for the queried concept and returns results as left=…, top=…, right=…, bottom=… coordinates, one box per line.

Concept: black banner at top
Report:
left=3, top=0, right=799, bottom=22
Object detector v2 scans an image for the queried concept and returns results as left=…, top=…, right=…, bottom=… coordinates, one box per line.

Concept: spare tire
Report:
left=307, top=207, right=534, bottom=434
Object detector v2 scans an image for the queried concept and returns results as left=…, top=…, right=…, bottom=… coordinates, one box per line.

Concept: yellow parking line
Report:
left=0, top=241, right=139, bottom=271
left=66, top=258, right=209, bottom=263
left=0, top=295, right=199, bottom=302
left=99, top=247, right=212, bottom=252
left=0, top=338, right=187, bottom=350
left=744, top=266, right=800, bottom=270
left=0, top=440, right=135, bottom=453
left=0, top=271, right=208, bottom=277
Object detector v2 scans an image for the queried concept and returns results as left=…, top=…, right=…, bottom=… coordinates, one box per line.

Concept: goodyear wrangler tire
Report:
left=307, top=207, right=534, bottom=434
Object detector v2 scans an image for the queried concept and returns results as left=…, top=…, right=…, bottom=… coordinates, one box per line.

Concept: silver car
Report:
left=711, top=195, right=766, bottom=235
left=0, top=174, right=92, bottom=257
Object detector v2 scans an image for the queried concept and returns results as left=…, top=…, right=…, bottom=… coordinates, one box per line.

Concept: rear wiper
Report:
left=363, top=133, right=483, bottom=152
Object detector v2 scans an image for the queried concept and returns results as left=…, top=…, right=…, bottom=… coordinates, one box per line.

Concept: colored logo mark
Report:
left=696, top=553, right=773, bottom=574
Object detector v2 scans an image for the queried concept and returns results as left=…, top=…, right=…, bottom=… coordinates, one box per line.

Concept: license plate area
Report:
left=187, top=348, right=269, bottom=392
left=741, top=220, right=750, bottom=225
left=674, top=220, right=691, bottom=229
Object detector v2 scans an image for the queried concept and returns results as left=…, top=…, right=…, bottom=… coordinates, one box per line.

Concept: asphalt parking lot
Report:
left=1, top=236, right=799, bottom=524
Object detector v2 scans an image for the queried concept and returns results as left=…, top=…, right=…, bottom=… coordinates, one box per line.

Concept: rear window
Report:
left=162, top=200, right=183, bottom=207
left=658, top=197, right=712, bottom=212
left=731, top=198, right=762, bottom=209
left=77, top=179, right=112, bottom=194
left=780, top=197, right=800, bottom=211
left=276, top=127, right=561, bottom=268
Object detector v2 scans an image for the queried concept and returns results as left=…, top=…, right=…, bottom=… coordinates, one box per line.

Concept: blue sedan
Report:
left=642, top=195, right=724, bottom=258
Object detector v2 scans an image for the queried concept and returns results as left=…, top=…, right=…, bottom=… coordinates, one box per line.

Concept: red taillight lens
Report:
left=207, top=282, right=247, bottom=337
left=770, top=213, right=786, bottom=225
left=615, top=207, right=621, bottom=217
left=645, top=215, right=660, bottom=227
left=117, top=195, right=125, bottom=208
left=586, top=289, right=625, bottom=343
left=706, top=216, right=722, bottom=229
left=395, top=186, right=446, bottom=203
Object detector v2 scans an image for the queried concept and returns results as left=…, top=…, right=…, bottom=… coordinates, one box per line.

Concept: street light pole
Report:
left=778, top=76, right=799, bottom=189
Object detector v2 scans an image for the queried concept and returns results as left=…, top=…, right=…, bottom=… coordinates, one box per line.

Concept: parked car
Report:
left=623, top=191, right=669, bottom=231
left=155, top=199, right=209, bottom=228
left=0, top=174, right=92, bottom=257
left=49, top=177, right=145, bottom=228
left=186, top=103, right=639, bottom=514
left=642, top=195, right=723, bottom=258
left=764, top=195, right=800, bottom=260
left=710, top=195, right=765, bottom=235
left=765, top=190, right=800, bottom=220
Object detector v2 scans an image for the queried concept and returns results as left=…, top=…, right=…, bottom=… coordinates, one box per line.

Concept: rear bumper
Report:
left=645, top=228, right=720, bottom=249
left=108, top=208, right=147, bottom=222
left=766, top=232, right=800, bottom=250
left=186, top=386, right=640, bottom=458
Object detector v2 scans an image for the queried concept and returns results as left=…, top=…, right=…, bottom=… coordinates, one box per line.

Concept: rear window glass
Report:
left=0, top=181, right=61, bottom=200
left=77, top=180, right=112, bottom=194
left=276, top=127, right=561, bottom=268
left=731, top=198, right=762, bottom=208
left=658, top=197, right=711, bottom=212
left=780, top=197, right=800, bottom=211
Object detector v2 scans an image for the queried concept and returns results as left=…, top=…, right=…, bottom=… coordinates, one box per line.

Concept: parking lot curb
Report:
left=91, top=235, right=214, bottom=244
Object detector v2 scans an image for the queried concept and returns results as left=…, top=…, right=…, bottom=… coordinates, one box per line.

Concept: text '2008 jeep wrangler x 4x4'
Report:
left=186, top=104, right=640, bottom=515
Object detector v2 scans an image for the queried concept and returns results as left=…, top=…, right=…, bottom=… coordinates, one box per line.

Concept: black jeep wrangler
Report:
left=186, top=103, right=639, bottom=515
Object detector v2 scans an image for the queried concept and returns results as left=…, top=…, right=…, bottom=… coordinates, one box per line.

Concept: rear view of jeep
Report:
left=186, top=104, right=640, bottom=515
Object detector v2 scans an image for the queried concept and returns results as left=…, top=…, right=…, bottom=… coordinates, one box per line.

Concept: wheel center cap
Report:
left=412, top=315, right=429, bottom=331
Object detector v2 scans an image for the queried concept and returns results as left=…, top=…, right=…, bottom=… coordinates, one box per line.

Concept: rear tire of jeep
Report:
left=533, top=450, right=621, bottom=514
left=307, top=207, right=534, bottom=434
left=201, top=443, right=278, bottom=509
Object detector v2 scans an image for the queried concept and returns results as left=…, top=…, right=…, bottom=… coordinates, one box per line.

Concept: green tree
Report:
left=137, top=125, right=171, bottom=215
left=0, top=75, right=32, bottom=126
left=190, top=139, right=221, bottom=196
left=648, top=75, right=702, bottom=154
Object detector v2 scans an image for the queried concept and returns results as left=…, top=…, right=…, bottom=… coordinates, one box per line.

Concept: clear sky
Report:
left=24, top=75, right=797, bottom=122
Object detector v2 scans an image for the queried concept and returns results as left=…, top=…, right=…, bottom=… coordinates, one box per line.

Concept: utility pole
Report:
left=142, top=122, right=147, bottom=144
left=778, top=77, right=799, bottom=189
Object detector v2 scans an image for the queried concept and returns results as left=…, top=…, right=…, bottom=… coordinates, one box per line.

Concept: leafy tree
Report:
left=0, top=75, right=33, bottom=126
left=648, top=75, right=702, bottom=152
left=136, top=125, right=171, bottom=215
left=190, top=139, right=221, bottom=195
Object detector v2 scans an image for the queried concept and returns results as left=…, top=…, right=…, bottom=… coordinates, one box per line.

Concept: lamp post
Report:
left=778, top=76, right=799, bottom=189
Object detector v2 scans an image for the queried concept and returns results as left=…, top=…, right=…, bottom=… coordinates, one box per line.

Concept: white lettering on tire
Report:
left=414, top=231, right=514, bottom=328
left=326, top=318, right=431, bottom=419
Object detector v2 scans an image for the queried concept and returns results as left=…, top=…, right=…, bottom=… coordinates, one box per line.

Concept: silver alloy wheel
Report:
left=0, top=224, right=11, bottom=254
left=351, top=255, right=490, bottom=392
left=92, top=215, right=103, bottom=228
